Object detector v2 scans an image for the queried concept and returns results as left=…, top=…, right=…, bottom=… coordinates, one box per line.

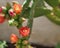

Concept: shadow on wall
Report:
left=0, top=0, right=60, bottom=46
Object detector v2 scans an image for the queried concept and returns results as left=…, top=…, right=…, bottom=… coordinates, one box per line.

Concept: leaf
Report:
left=53, top=8, right=60, bottom=18
left=44, top=0, right=59, bottom=7
left=23, top=7, right=51, bottom=18
left=22, top=7, right=31, bottom=18
left=23, top=0, right=31, bottom=9
left=55, top=43, right=60, bottom=48
left=34, top=7, right=51, bottom=18
left=6, top=2, right=11, bottom=10
left=33, top=0, right=45, bottom=17
left=33, top=0, right=44, bottom=8
left=46, top=13, right=60, bottom=25
left=5, top=2, right=12, bottom=19
left=0, top=41, right=7, bottom=48
left=22, top=0, right=46, bottom=18
left=19, top=0, right=31, bottom=18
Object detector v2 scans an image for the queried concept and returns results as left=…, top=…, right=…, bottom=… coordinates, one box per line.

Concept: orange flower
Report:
left=10, top=34, right=18, bottom=43
left=13, top=4, right=22, bottom=14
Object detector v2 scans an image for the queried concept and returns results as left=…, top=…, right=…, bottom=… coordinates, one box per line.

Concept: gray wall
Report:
left=0, top=0, right=60, bottom=46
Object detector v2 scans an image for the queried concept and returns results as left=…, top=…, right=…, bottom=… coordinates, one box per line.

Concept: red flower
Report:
left=19, top=26, right=30, bottom=37
left=0, top=7, right=2, bottom=13
left=10, top=34, right=18, bottom=43
left=13, top=4, right=22, bottom=14
left=0, top=13, right=5, bottom=23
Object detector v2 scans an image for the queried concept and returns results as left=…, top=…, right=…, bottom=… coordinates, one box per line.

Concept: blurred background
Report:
left=0, top=0, right=60, bottom=46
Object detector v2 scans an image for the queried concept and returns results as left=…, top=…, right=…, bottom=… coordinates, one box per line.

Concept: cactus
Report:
left=0, top=0, right=60, bottom=48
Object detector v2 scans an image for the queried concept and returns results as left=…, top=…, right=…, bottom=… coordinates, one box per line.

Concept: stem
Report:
left=27, top=1, right=36, bottom=39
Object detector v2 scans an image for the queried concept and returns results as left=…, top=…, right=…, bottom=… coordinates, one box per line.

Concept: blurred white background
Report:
left=0, top=0, right=60, bottom=46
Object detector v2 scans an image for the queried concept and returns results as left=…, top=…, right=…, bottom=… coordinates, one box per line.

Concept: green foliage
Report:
left=0, top=41, right=7, bottom=48
left=33, top=0, right=44, bottom=7
left=20, top=0, right=31, bottom=18
left=46, top=13, right=60, bottom=25
left=55, top=43, right=60, bottom=48
left=44, top=0, right=59, bottom=7
left=3, top=0, right=60, bottom=28
left=34, top=8, right=51, bottom=18
left=6, top=2, right=11, bottom=10
left=53, top=8, right=60, bottom=18
left=22, top=0, right=45, bottom=18
left=16, top=38, right=29, bottom=48
left=1, top=0, right=60, bottom=48
left=23, top=0, right=31, bottom=9
left=5, top=3, right=11, bottom=19
left=31, top=0, right=45, bottom=17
